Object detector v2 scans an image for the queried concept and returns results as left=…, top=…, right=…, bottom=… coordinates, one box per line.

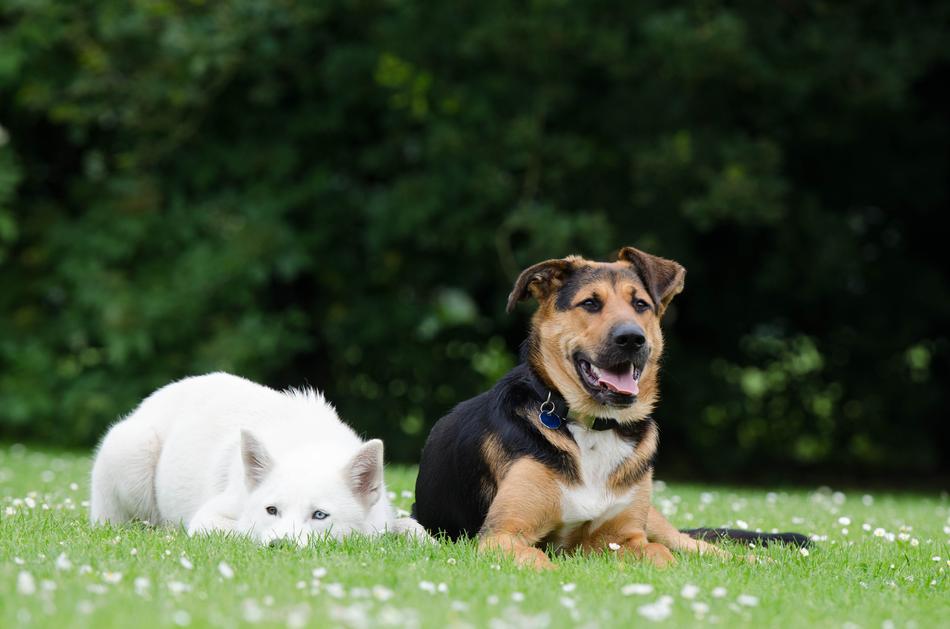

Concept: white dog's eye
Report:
left=312, top=510, right=329, bottom=520
left=265, top=506, right=278, bottom=516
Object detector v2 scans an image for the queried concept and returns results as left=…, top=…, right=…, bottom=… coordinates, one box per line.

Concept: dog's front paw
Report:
left=515, top=547, right=556, bottom=571
left=642, top=542, right=676, bottom=568
left=391, top=517, right=438, bottom=544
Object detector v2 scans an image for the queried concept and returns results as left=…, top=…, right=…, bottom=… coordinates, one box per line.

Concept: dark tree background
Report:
left=1, top=0, right=947, bottom=482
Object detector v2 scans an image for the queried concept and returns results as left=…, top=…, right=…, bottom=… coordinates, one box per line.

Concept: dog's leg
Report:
left=90, top=421, right=163, bottom=525
left=187, top=494, right=240, bottom=536
left=646, top=506, right=727, bottom=557
left=390, top=517, right=437, bottom=543
left=478, top=458, right=561, bottom=571
left=579, top=484, right=675, bottom=567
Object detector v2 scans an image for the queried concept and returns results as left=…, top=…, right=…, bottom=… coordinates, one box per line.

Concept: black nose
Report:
left=611, top=323, right=646, bottom=349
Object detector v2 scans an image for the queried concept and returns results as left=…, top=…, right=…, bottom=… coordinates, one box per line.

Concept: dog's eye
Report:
left=633, top=299, right=651, bottom=313
left=578, top=298, right=602, bottom=313
left=312, top=510, right=330, bottom=520
left=265, top=506, right=278, bottom=516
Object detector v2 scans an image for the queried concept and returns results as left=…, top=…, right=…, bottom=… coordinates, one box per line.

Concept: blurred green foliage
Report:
left=1, top=0, right=948, bottom=480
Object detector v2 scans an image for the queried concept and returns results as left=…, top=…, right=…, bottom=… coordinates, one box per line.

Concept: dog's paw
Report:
left=391, top=517, right=438, bottom=544
left=515, top=547, right=556, bottom=571
left=642, top=542, right=677, bottom=568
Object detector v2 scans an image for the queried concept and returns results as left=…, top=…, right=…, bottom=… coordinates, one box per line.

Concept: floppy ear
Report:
left=344, top=439, right=384, bottom=509
left=617, top=246, right=686, bottom=315
left=506, top=258, right=575, bottom=313
left=240, top=430, right=273, bottom=490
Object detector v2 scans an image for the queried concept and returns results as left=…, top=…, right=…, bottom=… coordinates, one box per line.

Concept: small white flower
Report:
left=862, top=494, right=874, bottom=506
left=70, top=482, right=79, bottom=491
left=559, top=597, right=576, bottom=609
left=3, top=506, right=14, bottom=516
left=562, top=583, right=576, bottom=593
left=638, top=599, right=673, bottom=621
left=17, top=571, right=36, bottom=595
left=14, top=556, right=25, bottom=565
left=680, top=584, right=699, bottom=599
left=446, top=557, right=457, bottom=565
left=910, top=538, right=919, bottom=547
left=621, top=583, right=654, bottom=596
left=130, top=548, right=138, bottom=556
left=55, top=553, right=72, bottom=571
left=167, top=581, right=191, bottom=595
left=41, top=579, right=56, bottom=592
left=24, top=497, right=36, bottom=509
left=450, top=601, right=468, bottom=612
left=134, top=577, right=150, bottom=596
left=736, top=519, right=749, bottom=529
left=172, top=610, right=191, bottom=626
left=218, top=561, right=234, bottom=579
left=711, top=587, right=727, bottom=598
left=873, top=528, right=886, bottom=537
left=737, top=594, right=759, bottom=607
left=838, top=516, right=851, bottom=526
left=800, top=548, right=810, bottom=557
left=401, top=490, right=413, bottom=498
left=325, top=583, right=345, bottom=598
left=372, top=585, right=394, bottom=601
left=486, top=595, right=499, bottom=605
left=932, top=556, right=942, bottom=562
left=437, top=582, right=449, bottom=593
left=179, top=556, right=193, bottom=570
left=78, top=565, right=92, bottom=575
left=242, top=599, right=264, bottom=623
left=863, top=523, right=872, bottom=531
left=102, top=571, right=123, bottom=584
left=418, top=580, right=436, bottom=594
left=511, top=592, right=525, bottom=602
left=608, top=542, right=621, bottom=551
left=87, top=584, right=108, bottom=595
left=312, top=567, right=327, bottom=579
left=691, top=602, right=710, bottom=615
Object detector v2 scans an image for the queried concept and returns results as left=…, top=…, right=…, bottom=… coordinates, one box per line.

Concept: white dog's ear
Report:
left=344, top=439, right=383, bottom=509
left=241, top=430, right=272, bottom=490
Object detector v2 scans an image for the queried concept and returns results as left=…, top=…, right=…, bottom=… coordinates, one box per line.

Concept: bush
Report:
left=1, top=0, right=948, bottom=480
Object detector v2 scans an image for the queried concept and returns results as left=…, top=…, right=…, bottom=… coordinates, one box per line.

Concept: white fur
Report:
left=552, top=424, right=638, bottom=548
left=90, top=372, right=429, bottom=545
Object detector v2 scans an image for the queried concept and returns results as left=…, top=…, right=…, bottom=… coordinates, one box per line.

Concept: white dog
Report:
left=90, top=372, right=428, bottom=545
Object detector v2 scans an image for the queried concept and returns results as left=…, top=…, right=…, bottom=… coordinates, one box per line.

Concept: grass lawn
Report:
left=0, top=444, right=947, bottom=628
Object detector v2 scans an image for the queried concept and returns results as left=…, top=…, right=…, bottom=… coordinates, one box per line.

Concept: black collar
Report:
left=524, top=366, right=621, bottom=432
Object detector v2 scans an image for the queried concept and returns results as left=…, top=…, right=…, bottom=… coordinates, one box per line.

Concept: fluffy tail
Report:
left=682, top=528, right=811, bottom=547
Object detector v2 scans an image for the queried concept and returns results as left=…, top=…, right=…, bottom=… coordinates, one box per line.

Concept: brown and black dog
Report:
left=412, top=247, right=806, bottom=569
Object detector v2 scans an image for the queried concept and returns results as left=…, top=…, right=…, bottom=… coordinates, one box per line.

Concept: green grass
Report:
left=0, top=444, right=947, bottom=628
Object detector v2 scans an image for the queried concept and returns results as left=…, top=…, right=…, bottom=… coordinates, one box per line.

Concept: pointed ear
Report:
left=506, top=258, right=575, bottom=313
left=241, top=430, right=273, bottom=490
left=617, top=246, right=686, bottom=315
left=344, top=439, right=383, bottom=508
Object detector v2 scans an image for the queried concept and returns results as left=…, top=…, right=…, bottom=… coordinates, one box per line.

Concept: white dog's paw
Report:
left=391, top=517, right=437, bottom=544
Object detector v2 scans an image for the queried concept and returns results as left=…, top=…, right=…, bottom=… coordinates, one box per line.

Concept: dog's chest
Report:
left=557, top=426, right=637, bottom=529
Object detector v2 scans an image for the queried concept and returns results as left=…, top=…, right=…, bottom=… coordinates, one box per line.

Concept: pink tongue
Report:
left=597, top=369, right=639, bottom=396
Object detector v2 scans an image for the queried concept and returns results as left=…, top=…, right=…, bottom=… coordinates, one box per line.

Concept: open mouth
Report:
left=575, top=355, right=642, bottom=401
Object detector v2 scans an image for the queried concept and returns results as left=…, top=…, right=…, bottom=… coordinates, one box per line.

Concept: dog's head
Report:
left=508, top=246, right=685, bottom=421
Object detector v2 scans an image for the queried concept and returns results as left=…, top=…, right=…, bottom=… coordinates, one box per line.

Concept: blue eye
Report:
left=312, top=510, right=329, bottom=520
